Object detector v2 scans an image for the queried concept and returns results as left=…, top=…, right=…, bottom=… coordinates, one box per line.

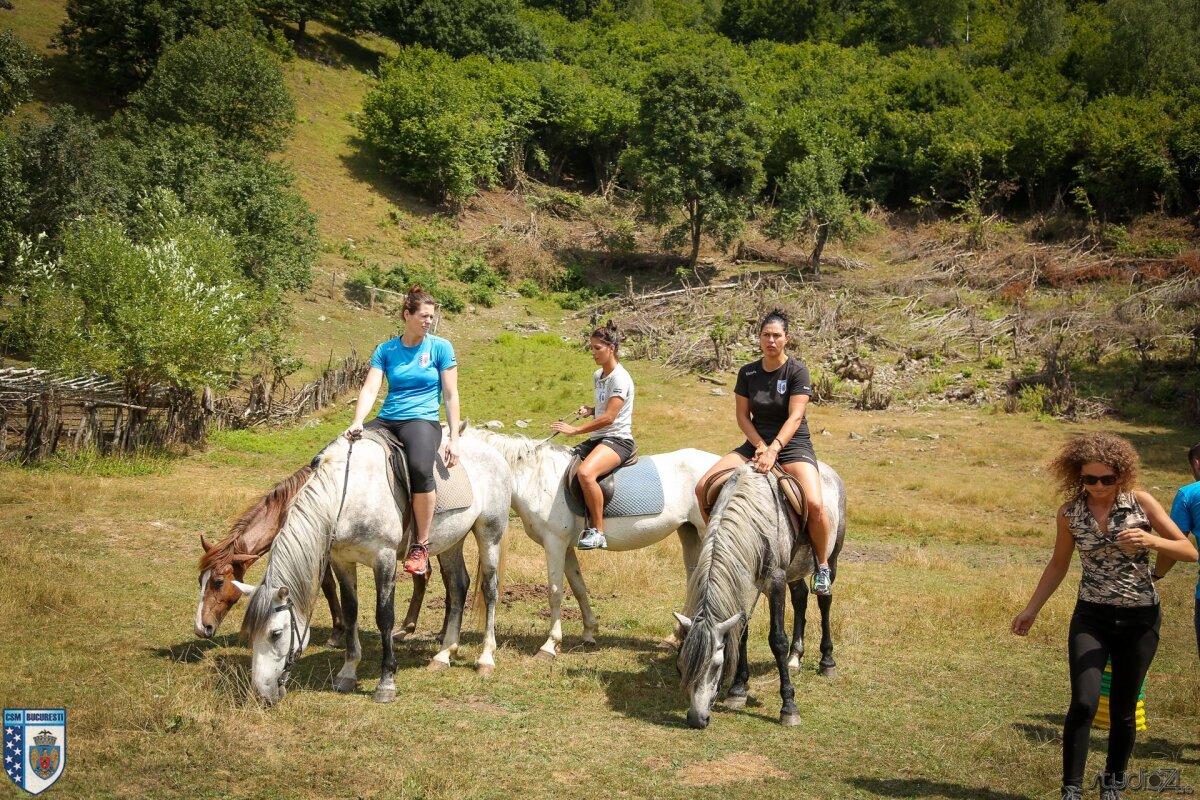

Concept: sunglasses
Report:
left=1081, top=474, right=1118, bottom=486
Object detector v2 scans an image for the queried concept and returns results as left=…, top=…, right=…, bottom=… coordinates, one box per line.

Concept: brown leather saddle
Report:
left=702, top=465, right=809, bottom=541
left=564, top=447, right=639, bottom=521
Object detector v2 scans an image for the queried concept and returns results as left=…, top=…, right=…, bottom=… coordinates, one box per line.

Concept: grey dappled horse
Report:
left=675, top=462, right=846, bottom=729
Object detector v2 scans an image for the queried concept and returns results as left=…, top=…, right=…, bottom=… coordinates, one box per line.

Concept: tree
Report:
left=621, top=51, right=765, bottom=265
left=129, top=28, right=295, bottom=152
left=718, top=0, right=832, bottom=44
left=370, top=0, right=545, bottom=61
left=768, top=149, right=866, bottom=275
left=0, top=131, right=28, bottom=281
left=57, top=0, right=255, bottom=95
left=7, top=192, right=258, bottom=398
left=0, top=30, right=45, bottom=116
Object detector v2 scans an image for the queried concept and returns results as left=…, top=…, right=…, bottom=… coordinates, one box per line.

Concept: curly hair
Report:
left=1048, top=432, right=1141, bottom=498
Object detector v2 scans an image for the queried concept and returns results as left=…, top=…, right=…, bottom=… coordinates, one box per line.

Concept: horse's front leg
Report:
left=564, top=547, right=598, bottom=648
left=662, top=522, right=702, bottom=649
left=536, top=535, right=569, bottom=661
left=331, top=560, right=361, bottom=693
left=393, top=571, right=427, bottom=642
left=372, top=550, right=398, bottom=703
left=788, top=578, right=808, bottom=671
left=429, top=542, right=468, bottom=671
left=320, top=563, right=346, bottom=649
left=724, top=623, right=751, bottom=708
left=817, top=585, right=836, bottom=678
left=768, top=573, right=800, bottom=726
left=475, top=519, right=504, bottom=677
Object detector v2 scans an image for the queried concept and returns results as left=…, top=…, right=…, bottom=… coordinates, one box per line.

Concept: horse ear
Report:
left=715, top=613, right=742, bottom=638
left=459, top=419, right=469, bottom=434
left=232, top=580, right=257, bottom=597
left=200, top=534, right=214, bottom=553
left=672, top=612, right=692, bottom=632
left=275, top=586, right=289, bottom=603
left=229, top=553, right=259, bottom=565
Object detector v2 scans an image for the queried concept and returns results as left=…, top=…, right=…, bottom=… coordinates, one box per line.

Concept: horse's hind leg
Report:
left=393, top=572, right=427, bottom=643
left=817, top=584, right=836, bottom=679
left=564, top=548, right=598, bottom=648
left=724, top=624, right=751, bottom=708
left=788, top=578, right=808, bottom=671
left=320, top=563, right=346, bottom=649
left=474, top=517, right=504, bottom=677
left=662, top=522, right=702, bottom=649
left=332, top=560, right=361, bottom=694
left=429, top=542, right=468, bottom=671
left=768, top=574, right=800, bottom=726
left=372, top=550, right=398, bottom=703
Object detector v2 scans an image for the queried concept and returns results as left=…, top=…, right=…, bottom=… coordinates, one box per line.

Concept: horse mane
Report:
left=466, top=428, right=570, bottom=474
left=240, top=451, right=341, bottom=641
left=678, top=465, right=777, bottom=692
left=199, top=464, right=315, bottom=574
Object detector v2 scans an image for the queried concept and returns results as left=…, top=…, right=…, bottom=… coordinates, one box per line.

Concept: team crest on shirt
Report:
left=5, top=708, right=67, bottom=795
left=777, top=379, right=787, bottom=394
left=419, top=353, right=431, bottom=368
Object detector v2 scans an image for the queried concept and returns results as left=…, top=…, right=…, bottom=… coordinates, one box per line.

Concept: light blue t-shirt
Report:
left=1169, top=479, right=1200, bottom=600
left=370, top=335, right=457, bottom=421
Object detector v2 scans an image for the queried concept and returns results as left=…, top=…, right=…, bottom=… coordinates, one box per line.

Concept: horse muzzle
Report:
left=686, top=708, right=710, bottom=729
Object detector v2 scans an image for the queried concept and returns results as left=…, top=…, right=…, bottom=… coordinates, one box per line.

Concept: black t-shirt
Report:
left=733, top=357, right=813, bottom=445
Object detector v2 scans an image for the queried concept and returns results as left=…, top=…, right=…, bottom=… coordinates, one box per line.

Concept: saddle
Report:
left=563, top=447, right=641, bottom=521
left=702, top=466, right=809, bottom=542
left=358, top=428, right=474, bottom=514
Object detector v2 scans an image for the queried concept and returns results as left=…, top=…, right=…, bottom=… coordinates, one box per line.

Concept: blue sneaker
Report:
left=577, top=528, right=607, bottom=550
left=813, top=565, right=832, bottom=595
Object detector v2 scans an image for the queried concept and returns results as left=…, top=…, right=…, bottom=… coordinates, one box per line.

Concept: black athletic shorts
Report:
left=734, top=435, right=817, bottom=467
left=365, top=417, right=442, bottom=493
left=573, top=436, right=636, bottom=465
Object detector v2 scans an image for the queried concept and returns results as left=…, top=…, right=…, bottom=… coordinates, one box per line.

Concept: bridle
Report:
left=272, top=437, right=356, bottom=690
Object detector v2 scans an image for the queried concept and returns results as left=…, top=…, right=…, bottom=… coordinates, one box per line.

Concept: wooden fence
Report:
left=0, top=354, right=368, bottom=463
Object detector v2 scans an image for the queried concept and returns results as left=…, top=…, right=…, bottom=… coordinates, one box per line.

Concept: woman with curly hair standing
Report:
left=1012, top=432, right=1197, bottom=800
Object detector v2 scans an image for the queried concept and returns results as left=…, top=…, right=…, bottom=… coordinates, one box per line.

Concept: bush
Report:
left=371, top=0, right=545, bottom=61
left=129, top=28, right=296, bottom=152
left=984, top=354, right=1005, bottom=369
left=0, top=31, right=45, bottom=117
left=516, top=279, right=542, bottom=298
left=467, top=284, right=497, bottom=307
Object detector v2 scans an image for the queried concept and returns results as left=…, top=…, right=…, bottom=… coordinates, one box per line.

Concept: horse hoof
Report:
left=427, top=659, right=450, bottom=672
left=724, top=694, right=748, bottom=709
left=333, top=677, right=357, bottom=693
left=373, top=685, right=396, bottom=704
left=392, top=631, right=408, bottom=642
left=476, top=663, right=495, bottom=679
left=534, top=649, right=556, bottom=663
left=787, top=656, right=800, bottom=672
left=779, top=712, right=802, bottom=727
left=818, top=665, right=837, bottom=679
left=579, top=640, right=599, bottom=651
left=326, top=635, right=345, bottom=649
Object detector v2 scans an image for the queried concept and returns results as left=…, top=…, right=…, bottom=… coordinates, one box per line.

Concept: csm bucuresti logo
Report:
left=4, top=709, right=66, bottom=795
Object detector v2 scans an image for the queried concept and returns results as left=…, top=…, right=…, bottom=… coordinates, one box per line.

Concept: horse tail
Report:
left=469, top=522, right=509, bottom=630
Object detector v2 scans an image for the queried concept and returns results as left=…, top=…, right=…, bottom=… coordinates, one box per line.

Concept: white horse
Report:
left=465, top=427, right=719, bottom=660
left=239, top=433, right=511, bottom=705
left=675, top=462, right=846, bottom=729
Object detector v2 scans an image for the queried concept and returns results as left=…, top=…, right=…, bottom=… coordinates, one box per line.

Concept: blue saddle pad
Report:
left=566, top=458, right=665, bottom=518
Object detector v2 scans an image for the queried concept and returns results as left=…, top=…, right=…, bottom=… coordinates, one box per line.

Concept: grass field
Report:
left=2, top=316, right=1198, bottom=800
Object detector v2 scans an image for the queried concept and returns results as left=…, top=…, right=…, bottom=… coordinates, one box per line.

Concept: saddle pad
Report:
left=565, top=457, right=665, bottom=518
left=361, top=429, right=473, bottom=513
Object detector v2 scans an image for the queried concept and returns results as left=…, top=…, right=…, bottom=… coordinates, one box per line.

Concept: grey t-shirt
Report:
left=591, top=363, right=634, bottom=440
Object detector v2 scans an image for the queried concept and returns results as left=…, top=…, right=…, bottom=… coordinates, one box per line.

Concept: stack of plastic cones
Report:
left=1094, top=660, right=1147, bottom=731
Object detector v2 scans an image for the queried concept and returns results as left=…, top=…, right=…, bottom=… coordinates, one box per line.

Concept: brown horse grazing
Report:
left=194, top=465, right=435, bottom=647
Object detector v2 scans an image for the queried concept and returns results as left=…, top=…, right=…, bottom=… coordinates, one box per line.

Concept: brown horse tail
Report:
left=199, top=464, right=316, bottom=574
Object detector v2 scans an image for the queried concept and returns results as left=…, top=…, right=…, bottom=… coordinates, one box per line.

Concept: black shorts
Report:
left=365, top=417, right=442, bottom=493
left=734, top=435, right=817, bottom=467
left=573, top=436, right=636, bottom=465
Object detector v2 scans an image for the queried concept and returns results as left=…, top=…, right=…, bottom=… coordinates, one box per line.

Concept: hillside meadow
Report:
left=2, top=317, right=1198, bottom=799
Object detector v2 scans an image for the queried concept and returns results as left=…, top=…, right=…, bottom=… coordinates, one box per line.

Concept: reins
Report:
left=276, top=436, right=355, bottom=689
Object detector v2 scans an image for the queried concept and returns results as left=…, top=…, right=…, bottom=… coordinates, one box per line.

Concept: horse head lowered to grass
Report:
left=675, top=462, right=846, bottom=729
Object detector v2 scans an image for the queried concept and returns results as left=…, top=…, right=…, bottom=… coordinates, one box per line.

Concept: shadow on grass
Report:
left=847, top=777, right=1033, bottom=800
left=1019, top=715, right=1200, bottom=766
left=338, top=141, right=443, bottom=221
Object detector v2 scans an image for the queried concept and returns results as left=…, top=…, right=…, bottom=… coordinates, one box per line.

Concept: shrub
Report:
left=0, top=30, right=45, bottom=117
left=467, top=284, right=497, bottom=307
left=984, top=354, right=1005, bottom=370
left=516, top=279, right=542, bottom=298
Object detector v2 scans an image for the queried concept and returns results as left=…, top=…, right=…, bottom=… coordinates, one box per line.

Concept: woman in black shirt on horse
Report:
left=695, top=308, right=833, bottom=594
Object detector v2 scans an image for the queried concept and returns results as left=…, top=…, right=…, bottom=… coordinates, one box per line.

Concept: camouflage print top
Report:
left=1065, top=491, right=1159, bottom=608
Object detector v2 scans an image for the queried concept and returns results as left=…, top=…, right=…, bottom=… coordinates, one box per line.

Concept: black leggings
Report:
left=365, top=418, right=442, bottom=494
left=1063, top=600, right=1160, bottom=789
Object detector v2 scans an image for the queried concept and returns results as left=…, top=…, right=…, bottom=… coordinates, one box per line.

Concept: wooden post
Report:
left=369, top=287, right=376, bottom=311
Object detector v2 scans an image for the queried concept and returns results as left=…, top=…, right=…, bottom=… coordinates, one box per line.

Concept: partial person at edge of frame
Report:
left=345, top=285, right=460, bottom=577
left=1011, top=432, right=1197, bottom=800
left=693, top=307, right=835, bottom=596
left=549, top=320, right=636, bottom=552
left=1147, top=440, right=1200, bottom=659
